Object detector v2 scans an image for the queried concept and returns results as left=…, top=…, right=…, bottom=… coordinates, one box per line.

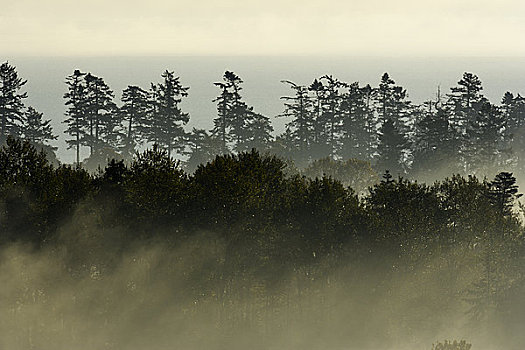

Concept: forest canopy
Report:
left=0, top=137, right=524, bottom=349
left=1, top=61, right=525, bottom=349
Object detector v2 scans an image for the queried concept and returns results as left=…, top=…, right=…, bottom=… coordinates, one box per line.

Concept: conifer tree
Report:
left=319, top=75, right=346, bottom=157
left=375, top=118, right=407, bottom=175
left=374, top=73, right=411, bottom=174
left=241, top=112, right=274, bottom=151
left=488, top=172, right=522, bottom=217
left=468, top=101, right=505, bottom=172
left=412, top=107, right=455, bottom=178
left=212, top=77, right=231, bottom=153
left=447, top=72, right=487, bottom=171
left=84, top=73, right=119, bottom=153
left=211, top=71, right=265, bottom=153
left=0, top=61, right=27, bottom=142
left=23, top=106, right=56, bottom=146
left=308, top=78, right=329, bottom=159
left=64, top=70, right=88, bottom=165
left=501, top=92, right=525, bottom=171
left=149, top=70, right=190, bottom=157
left=120, top=85, right=150, bottom=156
left=185, top=128, right=223, bottom=172
left=279, top=80, right=313, bottom=164
left=339, top=82, right=375, bottom=161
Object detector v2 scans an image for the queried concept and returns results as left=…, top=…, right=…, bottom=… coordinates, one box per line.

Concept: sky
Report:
left=1, top=0, right=524, bottom=57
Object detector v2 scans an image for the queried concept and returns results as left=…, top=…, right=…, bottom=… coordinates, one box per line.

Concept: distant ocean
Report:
left=7, top=56, right=525, bottom=163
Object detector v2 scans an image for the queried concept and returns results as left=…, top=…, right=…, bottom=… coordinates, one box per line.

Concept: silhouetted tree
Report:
left=0, top=61, right=27, bottom=142
left=318, top=75, right=346, bottom=156
left=279, top=80, right=313, bottom=164
left=64, top=70, right=88, bottom=165
left=120, top=85, right=150, bottom=156
left=308, top=78, right=330, bottom=159
left=374, top=73, right=411, bottom=174
left=376, top=118, right=407, bottom=175
left=22, top=106, right=56, bottom=146
left=241, top=112, right=274, bottom=151
left=185, top=128, right=223, bottom=172
left=149, top=70, right=190, bottom=157
left=83, top=73, right=119, bottom=153
left=447, top=72, right=487, bottom=172
left=339, top=82, right=376, bottom=161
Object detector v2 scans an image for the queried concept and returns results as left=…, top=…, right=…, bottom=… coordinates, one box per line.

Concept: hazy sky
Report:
left=2, top=0, right=524, bottom=57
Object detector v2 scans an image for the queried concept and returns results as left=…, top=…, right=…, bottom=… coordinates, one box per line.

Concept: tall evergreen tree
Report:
left=84, top=73, right=119, bottom=153
left=374, top=73, right=411, bottom=174
left=23, top=106, right=56, bottom=146
left=0, top=61, right=27, bottom=142
left=120, top=85, right=150, bottom=156
left=319, top=75, right=346, bottom=157
left=468, top=101, right=505, bottom=172
left=411, top=107, right=456, bottom=178
left=279, top=80, right=313, bottom=164
left=64, top=70, right=88, bottom=165
left=375, top=118, right=407, bottom=175
left=488, top=172, right=522, bottom=217
left=212, top=77, right=232, bottom=153
left=447, top=72, right=487, bottom=172
left=501, top=92, right=525, bottom=172
left=308, top=78, right=329, bottom=159
left=339, top=82, right=375, bottom=161
left=185, top=128, right=223, bottom=172
left=149, top=70, right=190, bottom=157
left=376, top=72, right=396, bottom=122
left=211, top=71, right=265, bottom=153
left=241, top=112, right=274, bottom=151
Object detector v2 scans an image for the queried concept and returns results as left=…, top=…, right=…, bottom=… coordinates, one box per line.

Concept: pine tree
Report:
left=412, top=107, right=456, bottom=178
left=149, top=70, right=190, bottom=157
left=319, top=75, right=346, bottom=157
left=211, top=71, right=263, bottom=153
left=120, top=85, right=150, bottom=156
left=23, top=106, right=56, bottom=145
left=83, top=73, right=118, bottom=153
left=374, top=73, right=411, bottom=174
left=279, top=80, right=313, bottom=164
left=501, top=92, right=525, bottom=172
left=212, top=77, right=231, bottom=153
left=447, top=72, right=487, bottom=172
left=468, top=101, right=505, bottom=172
left=308, top=78, right=330, bottom=159
left=376, top=72, right=396, bottom=122
left=0, top=61, right=27, bottom=142
left=242, top=112, right=274, bottom=151
left=488, top=171, right=522, bottom=217
left=64, top=70, right=88, bottom=165
left=376, top=118, right=407, bottom=175
left=225, top=72, right=251, bottom=150
left=339, top=82, right=375, bottom=161
left=185, top=128, right=223, bottom=171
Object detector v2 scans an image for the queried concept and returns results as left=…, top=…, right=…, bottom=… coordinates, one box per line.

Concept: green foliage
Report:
left=4, top=66, right=525, bottom=348
left=124, top=144, right=189, bottom=224
left=192, top=149, right=288, bottom=230
left=303, top=157, right=379, bottom=194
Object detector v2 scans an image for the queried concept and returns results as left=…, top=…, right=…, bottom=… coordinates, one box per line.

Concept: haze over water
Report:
left=11, top=56, right=525, bottom=163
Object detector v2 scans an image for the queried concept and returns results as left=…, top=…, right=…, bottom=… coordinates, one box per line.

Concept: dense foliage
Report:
left=0, top=138, right=523, bottom=349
